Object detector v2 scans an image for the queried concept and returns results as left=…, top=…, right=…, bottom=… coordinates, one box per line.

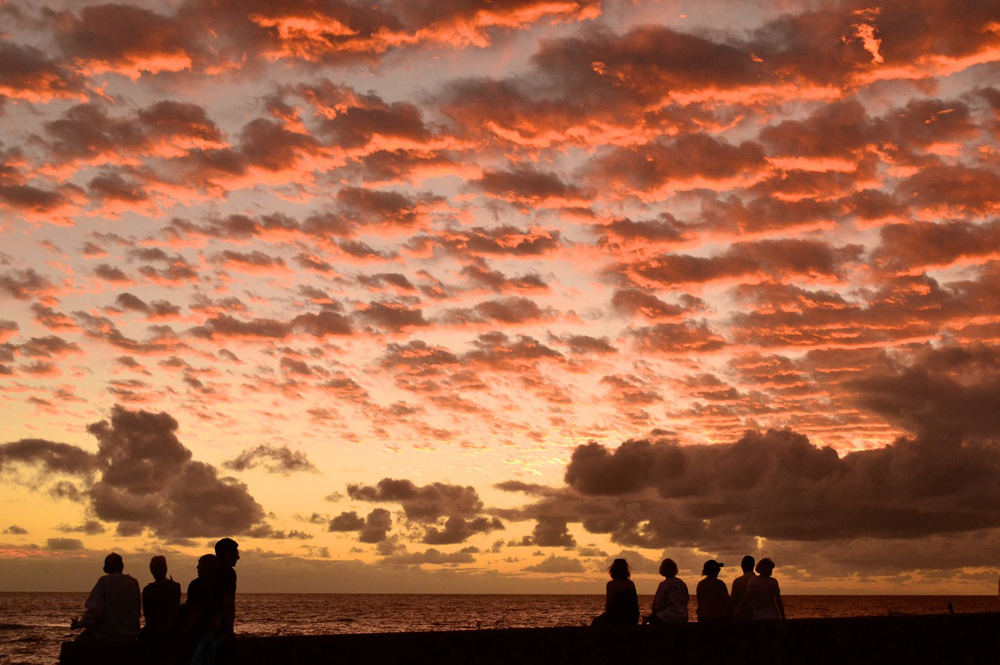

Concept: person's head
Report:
left=608, top=558, right=631, bottom=580
left=215, top=538, right=240, bottom=567
left=103, top=552, right=124, bottom=574
left=755, top=557, right=775, bottom=577
left=741, top=555, right=756, bottom=574
left=701, top=559, right=724, bottom=578
left=196, top=554, right=219, bottom=579
left=149, top=555, right=168, bottom=581
left=659, top=558, right=678, bottom=578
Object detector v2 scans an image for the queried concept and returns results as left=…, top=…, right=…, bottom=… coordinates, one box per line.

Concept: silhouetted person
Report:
left=140, top=555, right=181, bottom=644
left=696, top=559, right=730, bottom=622
left=73, top=552, right=141, bottom=643
left=648, top=558, right=688, bottom=624
left=591, top=558, right=639, bottom=626
left=214, top=538, right=240, bottom=639
left=730, top=555, right=756, bottom=621
left=179, top=554, right=222, bottom=665
left=736, top=557, right=786, bottom=665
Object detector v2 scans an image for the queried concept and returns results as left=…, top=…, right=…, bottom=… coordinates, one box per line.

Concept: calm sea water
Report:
left=1, top=593, right=997, bottom=665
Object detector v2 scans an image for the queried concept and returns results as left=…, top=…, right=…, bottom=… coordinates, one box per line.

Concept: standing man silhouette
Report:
left=214, top=538, right=240, bottom=638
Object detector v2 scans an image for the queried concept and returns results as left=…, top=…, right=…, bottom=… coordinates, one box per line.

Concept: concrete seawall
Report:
left=61, top=612, right=1000, bottom=665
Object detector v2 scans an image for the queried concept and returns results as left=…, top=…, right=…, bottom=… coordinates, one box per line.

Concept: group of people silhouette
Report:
left=72, top=538, right=240, bottom=665
left=592, top=556, right=786, bottom=663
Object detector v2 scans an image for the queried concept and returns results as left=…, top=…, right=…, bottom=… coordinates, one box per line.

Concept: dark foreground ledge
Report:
left=61, top=612, right=1000, bottom=665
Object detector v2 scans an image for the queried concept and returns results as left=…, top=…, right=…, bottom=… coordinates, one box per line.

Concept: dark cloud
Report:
left=520, top=517, right=576, bottom=548
left=620, top=239, right=864, bottom=287
left=356, top=300, right=429, bottom=332
left=381, top=547, right=477, bottom=566
left=895, top=164, right=1000, bottom=214
left=588, top=134, right=766, bottom=192
left=0, top=268, right=57, bottom=301
left=627, top=321, right=726, bottom=354
left=190, top=308, right=353, bottom=340
left=49, top=4, right=202, bottom=75
left=17, top=336, right=82, bottom=359
left=472, top=166, right=591, bottom=207
left=93, top=264, right=132, bottom=283
left=56, top=520, right=106, bottom=535
left=337, top=187, right=441, bottom=230
left=50, top=480, right=85, bottom=502
left=359, top=508, right=392, bottom=543
left=47, top=538, right=85, bottom=551
left=552, top=428, right=1000, bottom=546
left=3, top=525, right=28, bottom=535
left=523, top=555, right=585, bottom=574
left=595, top=215, right=688, bottom=250
left=222, top=444, right=318, bottom=474
left=347, top=478, right=504, bottom=544
left=295, top=81, right=431, bottom=149
left=328, top=511, right=366, bottom=532
left=460, top=259, right=548, bottom=293
left=347, top=478, right=484, bottom=522
left=2, top=406, right=270, bottom=539
left=85, top=406, right=268, bottom=538
left=560, top=335, right=616, bottom=356
left=873, top=220, right=1000, bottom=273
left=0, top=42, right=86, bottom=104
left=760, top=99, right=876, bottom=158
left=407, top=225, right=562, bottom=258
left=422, top=516, right=504, bottom=545
left=848, top=347, right=1000, bottom=441
left=0, top=439, right=97, bottom=476
left=111, top=293, right=182, bottom=318
left=380, top=340, right=460, bottom=377
left=611, top=289, right=689, bottom=321
left=464, top=331, right=563, bottom=371
left=440, top=296, right=557, bottom=326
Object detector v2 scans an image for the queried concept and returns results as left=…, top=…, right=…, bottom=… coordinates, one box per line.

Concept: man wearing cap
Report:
left=696, top=559, right=730, bottom=623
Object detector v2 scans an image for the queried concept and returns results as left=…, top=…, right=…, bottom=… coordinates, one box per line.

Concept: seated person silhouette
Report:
left=592, top=558, right=639, bottom=625
left=139, top=555, right=181, bottom=643
left=647, top=558, right=689, bottom=624
left=695, top=559, right=730, bottom=622
left=72, top=552, right=141, bottom=643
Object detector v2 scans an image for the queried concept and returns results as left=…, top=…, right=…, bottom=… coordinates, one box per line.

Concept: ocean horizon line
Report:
left=1, top=590, right=995, bottom=597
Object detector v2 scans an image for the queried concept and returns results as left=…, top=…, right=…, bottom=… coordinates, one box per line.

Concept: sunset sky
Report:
left=2, top=0, right=1000, bottom=595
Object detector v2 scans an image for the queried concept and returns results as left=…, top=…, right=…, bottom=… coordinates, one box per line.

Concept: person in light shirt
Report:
left=736, top=557, right=786, bottom=665
left=73, top=552, right=141, bottom=643
left=648, top=558, right=689, bottom=624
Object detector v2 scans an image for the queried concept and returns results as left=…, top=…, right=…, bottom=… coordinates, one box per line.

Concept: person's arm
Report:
left=734, top=580, right=750, bottom=619
left=604, top=580, right=612, bottom=612
left=81, top=578, right=105, bottom=628
left=774, top=581, right=785, bottom=620
left=220, top=571, right=236, bottom=635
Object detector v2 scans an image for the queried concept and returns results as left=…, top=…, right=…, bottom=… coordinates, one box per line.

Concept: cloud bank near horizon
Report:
left=2, top=0, right=1000, bottom=590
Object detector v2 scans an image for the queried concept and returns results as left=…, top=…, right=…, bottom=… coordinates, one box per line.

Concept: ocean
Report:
left=1, top=592, right=996, bottom=665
